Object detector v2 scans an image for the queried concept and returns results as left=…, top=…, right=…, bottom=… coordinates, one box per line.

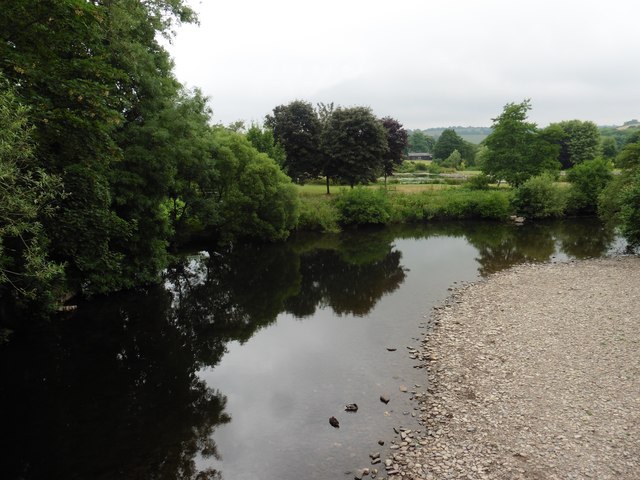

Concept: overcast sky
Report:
left=165, top=0, right=639, bottom=130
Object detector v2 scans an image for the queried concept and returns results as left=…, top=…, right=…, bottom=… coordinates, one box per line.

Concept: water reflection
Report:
left=0, top=218, right=621, bottom=479
left=285, top=230, right=407, bottom=316
left=0, top=287, right=229, bottom=480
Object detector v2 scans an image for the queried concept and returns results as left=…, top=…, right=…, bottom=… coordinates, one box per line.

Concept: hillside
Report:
left=415, top=126, right=492, bottom=144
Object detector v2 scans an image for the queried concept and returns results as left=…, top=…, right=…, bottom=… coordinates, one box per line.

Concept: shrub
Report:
left=297, top=197, right=340, bottom=232
left=388, top=189, right=511, bottom=222
left=427, top=163, right=442, bottom=175
left=619, top=171, right=640, bottom=247
left=334, top=188, right=391, bottom=225
left=565, top=158, right=613, bottom=214
left=473, top=191, right=512, bottom=219
left=466, top=173, right=492, bottom=190
left=414, top=162, right=429, bottom=171
left=598, top=174, right=631, bottom=224
left=512, top=173, right=567, bottom=219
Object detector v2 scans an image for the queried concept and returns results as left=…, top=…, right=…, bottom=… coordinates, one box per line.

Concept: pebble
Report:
left=381, top=258, right=640, bottom=480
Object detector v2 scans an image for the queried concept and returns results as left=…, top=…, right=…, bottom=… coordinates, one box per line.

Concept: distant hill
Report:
left=412, top=126, right=492, bottom=144
left=617, top=119, right=640, bottom=130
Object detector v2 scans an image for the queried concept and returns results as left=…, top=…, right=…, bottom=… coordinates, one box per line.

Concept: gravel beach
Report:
left=385, top=257, right=640, bottom=480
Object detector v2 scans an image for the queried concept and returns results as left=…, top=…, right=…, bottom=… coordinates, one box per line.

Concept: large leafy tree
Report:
left=0, top=0, right=197, bottom=294
left=482, top=100, right=560, bottom=187
left=433, top=128, right=465, bottom=160
left=380, top=117, right=409, bottom=186
left=598, top=139, right=640, bottom=245
left=433, top=128, right=475, bottom=165
left=549, top=120, right=601, bottom=169
left=265, top=100, right=322, bottom=183
left=211, top=130, right=299, bottom=242
left=245, top=123, right=286, bottom=167
left=0, top=77, right=64, bottom=307
left=566, top=158, right=613, bottom=214
left=322, top=106, right=389, bottom=190
left=408, top=130, right=435, bottom=153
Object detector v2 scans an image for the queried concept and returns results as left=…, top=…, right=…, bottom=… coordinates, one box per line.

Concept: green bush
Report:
left=565, top=158, right=613, bottom=214
left=619, top=170, right=640, bottom=247
left=427, top=163, right=442, bottom=175
left=466, top=173, right=492, bottom=190
left=297, top=197, right=340, bottom=232
left=335, top=188, right=391, bottom=225
left=512, top=173, right=567, bottom=219
left=388, top=189, right=511, bottom=222
left=598, top=174, right=630, bottom=224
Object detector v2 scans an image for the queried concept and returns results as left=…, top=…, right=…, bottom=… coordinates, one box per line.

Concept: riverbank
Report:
left=388, top=256, right=640, bottom=479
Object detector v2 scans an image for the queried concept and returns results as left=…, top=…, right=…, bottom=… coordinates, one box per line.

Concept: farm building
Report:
left=407, top=152, right=433, bottom=160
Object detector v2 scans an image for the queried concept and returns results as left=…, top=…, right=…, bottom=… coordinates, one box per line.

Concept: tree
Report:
left=617, top=141, right=640, bottom=169
left=0, top=77, right=64, bottom=307
left=211, top=130, right=299, bottom=242
left=380, top=117, right=408, bottom=186
left=619, top=170, right=640, bottom=247
left=408, top=131, right=435, bottom=153
left=598, top=139, right=640, bottom=246
left=442, top=149, right=463, bottom=169
left=0, top=0, right=198, bottom=295
left=566, top=158, right=613, bottom=214
left=433, top=128, right=465, bottom=160
left=601, top=136, right=618, bottom=160
left=245, top=123, right=286, bottom=167
left=482, top=100, right=560, bottom=187
left=321, top=106, right=389, bottom=190
left=549, top=120, right=601, bottom=169
left=433, top=128, right=475, bottom=166
left=265, top=100, right=322, bottom=183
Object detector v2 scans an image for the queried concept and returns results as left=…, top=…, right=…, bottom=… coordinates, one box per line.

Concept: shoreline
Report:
left=384, top=257, right=640, bottom=479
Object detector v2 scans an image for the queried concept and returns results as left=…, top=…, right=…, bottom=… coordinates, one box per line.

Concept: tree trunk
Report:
left=326, top=175, right=330, bottom=195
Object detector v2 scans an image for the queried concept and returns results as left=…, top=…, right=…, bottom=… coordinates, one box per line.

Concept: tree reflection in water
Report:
left=0, top=218, right=619, bottom=480
left=0, top=285, right=230, bottom=480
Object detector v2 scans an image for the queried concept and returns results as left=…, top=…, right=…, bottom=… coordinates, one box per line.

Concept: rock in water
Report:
left=329, top=416, right=340, bottom=428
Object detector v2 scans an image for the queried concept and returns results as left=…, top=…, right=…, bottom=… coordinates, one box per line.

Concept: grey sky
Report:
left=166, top=0, right=639, bottom=129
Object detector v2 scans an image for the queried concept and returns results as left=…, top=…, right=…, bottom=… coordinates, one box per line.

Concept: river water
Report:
left=0, top=219, right=626, bottom=479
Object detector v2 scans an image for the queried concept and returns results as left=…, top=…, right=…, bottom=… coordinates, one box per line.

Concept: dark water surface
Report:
left=0, top=219, right=625, bottom=480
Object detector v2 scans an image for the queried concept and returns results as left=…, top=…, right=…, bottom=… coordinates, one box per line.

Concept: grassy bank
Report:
left=296, top=184, right=514, bottom=232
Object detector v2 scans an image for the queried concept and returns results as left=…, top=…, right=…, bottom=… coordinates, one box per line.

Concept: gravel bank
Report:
left=388, top=257, right=640, bottom=480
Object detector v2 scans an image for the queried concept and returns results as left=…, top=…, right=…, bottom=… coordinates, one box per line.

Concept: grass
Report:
left=296, top=183, right=513, bottom=232
left=296, top=183, right=456, bottom=197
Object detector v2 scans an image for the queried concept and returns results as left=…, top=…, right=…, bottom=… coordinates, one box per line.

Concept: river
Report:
left=0, top=219, right=626, bottom=480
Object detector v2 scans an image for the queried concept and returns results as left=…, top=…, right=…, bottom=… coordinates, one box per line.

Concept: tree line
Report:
left=258, top=100, right=408, bottom=192
left=0, top=1, right=301, bottom=316
left=0, top=1, right=410, bottom=318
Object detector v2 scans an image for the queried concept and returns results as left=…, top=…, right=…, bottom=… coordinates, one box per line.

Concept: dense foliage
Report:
left=433, top=128, right=474, bottom=165
left=566, top=158, right=612, bottom=214
left=0, top=1, right=301, bottom=316
left=0, top=78, right=65, bottom=308
left=265, top=100, right=323, bottom=183
left=482, top=100, right=560, bottom=186
left=334, top=188, right=392, bottom=226
left=598, top=136, right=640, bottom=246
left=322, top=106, right=389, bottom=189
left=548, top=120, right=601, bottom=169
left=407, top=130, right=435, bottom=153
left=512, top=173, right=567, bottom=219
left=381, top=117, right=409, bottom=185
